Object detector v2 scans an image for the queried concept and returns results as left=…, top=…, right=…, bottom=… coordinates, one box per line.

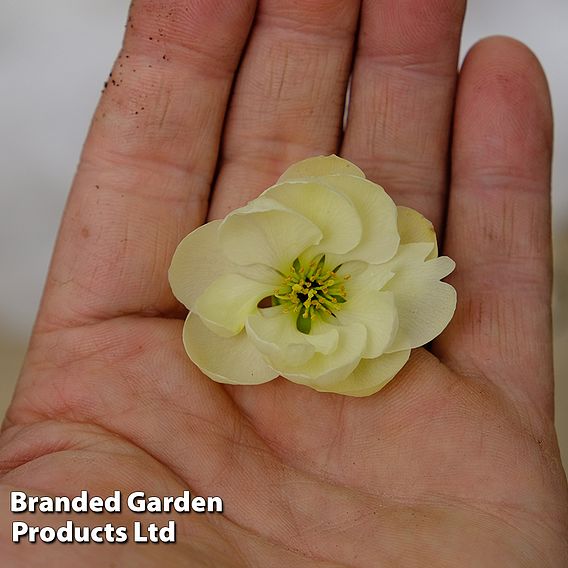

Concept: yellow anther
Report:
left=275, top=256, right=350, bottom=333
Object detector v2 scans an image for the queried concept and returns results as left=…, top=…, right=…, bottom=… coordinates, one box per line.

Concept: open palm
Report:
left=2, top=1, right=567, bottom=565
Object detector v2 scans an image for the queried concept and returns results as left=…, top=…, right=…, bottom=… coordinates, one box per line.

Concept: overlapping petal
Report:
left=183, top=313, right=278, bottom=385
left=169, top=221, right=230, bottom=309
left=320, top=176, right=399, bottom=265
left=318, top=349, right=411, bottom=397
left=335, top=289, right=398, bottom=358
left=246, top=307, right=339, bottom=368
left=385, top=254, right=456, bottom=352
left=169, top=220, right=280, bottom=310
left=261, top=181, right=362, bottom=255
left=278, top=322, right=368, bottom=388
left=397, top=205, right=438, bottom=260
left=278, top=154, right=365, bottom=182
left=219, top=198, right=322, bottom=272
left=337, top=261, right=393, bottom=294
left=194, top=274, right=274, bottom=337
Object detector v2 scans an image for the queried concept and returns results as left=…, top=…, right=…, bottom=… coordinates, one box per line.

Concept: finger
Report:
left=38, top=0, right=257, bottom=330
left=341, top=0, right=466, bottom=228
left=208, top=0, right=361, bottom=219
left=435, top=37, right=554, bottom=414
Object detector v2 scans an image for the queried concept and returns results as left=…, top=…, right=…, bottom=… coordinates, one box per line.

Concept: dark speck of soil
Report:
left=81, top=227, right=90, bottom=238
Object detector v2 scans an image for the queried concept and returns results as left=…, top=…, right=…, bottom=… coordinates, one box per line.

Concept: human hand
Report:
left=2, top=1, right=567, bottom=565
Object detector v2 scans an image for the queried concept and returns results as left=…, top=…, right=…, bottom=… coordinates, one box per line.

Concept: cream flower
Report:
left=169, top=155, right=456, bottom=397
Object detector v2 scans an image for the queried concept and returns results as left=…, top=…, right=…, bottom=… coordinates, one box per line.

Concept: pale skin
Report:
left=1, top=0, right=567, bottom=565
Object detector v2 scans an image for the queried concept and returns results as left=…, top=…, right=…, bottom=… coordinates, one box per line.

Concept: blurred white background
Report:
left=1, top=1, right=567, bottom=463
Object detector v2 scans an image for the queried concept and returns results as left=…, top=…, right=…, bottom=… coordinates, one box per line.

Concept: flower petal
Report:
left=317, top=349, right=411, bottom=397
left=169, top=220, right=279, bottom=310
left=219, top=198, right=322, bottom=272
left=322, top=176, right=399, bottom=265
left=278, top=322, right=367, bottom=387
left=336, top=290, right=398, bottom=358
left=397, top=206, right=438, bottom=260
left=194, top=274, right=273, bottom=337
left=338, top=261, right=393, bottom=294
left=382, top=242, right=436, bottom=272
left=278, top=154, right=365, bottom=182
left=246, top=307, right=339, bottom=368
left=183, top=313, right=278, bottom=385
left=385, top=255, right=457, bottom=352
left=261, top=181, right=362, bottom=255
left=168, top=221, right=230, bottom=309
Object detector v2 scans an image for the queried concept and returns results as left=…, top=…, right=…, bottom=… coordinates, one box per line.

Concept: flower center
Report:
left=273, top=254, right=350, bottom=334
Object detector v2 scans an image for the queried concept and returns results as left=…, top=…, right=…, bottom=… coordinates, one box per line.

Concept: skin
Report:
left=1, top=0, right=567, bottom=565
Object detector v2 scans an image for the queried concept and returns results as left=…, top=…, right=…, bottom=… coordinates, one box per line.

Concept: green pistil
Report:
left=272, top=254, right=350, bottom=334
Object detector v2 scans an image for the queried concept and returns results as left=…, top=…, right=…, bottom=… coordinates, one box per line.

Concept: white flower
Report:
left=169, top=155, right=456, bottom=396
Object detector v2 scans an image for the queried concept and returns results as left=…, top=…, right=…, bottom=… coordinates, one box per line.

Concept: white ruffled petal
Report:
left=278, top=322, right=367, bottom=388
left=337, top=261, right=394, bottom=294
left=194, top=274, right=274, bottom=337
left=382, top=242, right=436, bottom=272
left=183, top=313, right=278, bottom=385
left=246, top=307, right=339, bottom=368
left=169, top=220, right=280, bottom=310
left=397, top=206, right=437, bottom=259
left=317, top=349, right=411, bottom=397
left=261, top=181, right=362, bottom=256
left=278, top=154, right=365, bottom=182
left=336, top=290, right=398, bottom=358
left=385, top=255, right=456, bottom=352
left=168, top=221, right=229, bottom=309
left=219, top=198, right=322, bottom=272
left=322, top=176, right=399, bottom=265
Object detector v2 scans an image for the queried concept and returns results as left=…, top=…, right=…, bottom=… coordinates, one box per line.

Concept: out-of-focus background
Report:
left=1, top=1, right=567, bottom=465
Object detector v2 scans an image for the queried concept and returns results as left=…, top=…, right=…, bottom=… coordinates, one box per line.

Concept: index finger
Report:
left=38, top=0, right=256, bottom=331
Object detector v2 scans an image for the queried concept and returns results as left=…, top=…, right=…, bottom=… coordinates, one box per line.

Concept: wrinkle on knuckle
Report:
left=361, top=0, right=465, bottom=60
